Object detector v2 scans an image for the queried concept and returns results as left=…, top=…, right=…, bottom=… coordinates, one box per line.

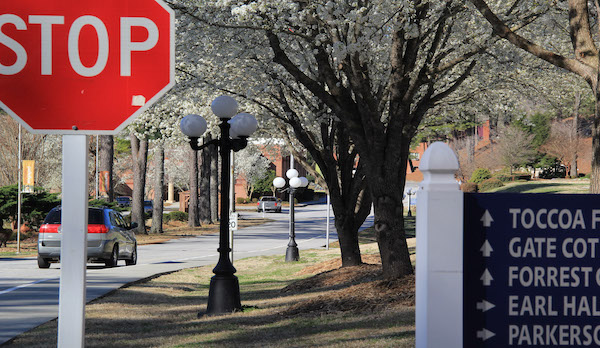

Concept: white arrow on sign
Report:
left=477, top=328, right=496, bottom=341
left=476, top=300, right=496, bottom=312
left=480, top=240, right=493, bottom=257
left=480, top=269, right=493, bottom=286
left=480, top=210, right=494, bottom=227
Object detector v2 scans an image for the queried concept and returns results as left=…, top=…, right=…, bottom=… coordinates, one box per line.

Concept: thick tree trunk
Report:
left=98, top=135, right=114, bottom=201
left=188, top=146, right=200, bottom=227
left=335, top=217, right=361, bottom=266
left=130, top=135, right=148, bottom=234
left=199, top=136, right=211, bottom=224
left=368, top=143, right=414, bottom=279
left=210, top=142, right=219, bottom=222
left=373, top=195, right=413, bottom=279
left=150, top=144, right=165, bottom=234
left=330, top=189, right=372, bottom=267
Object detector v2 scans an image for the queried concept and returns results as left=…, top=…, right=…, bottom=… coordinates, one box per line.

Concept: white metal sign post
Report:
left=57, top=135, right=89, bottom=347
left=416, top=142, right=463, bottom=348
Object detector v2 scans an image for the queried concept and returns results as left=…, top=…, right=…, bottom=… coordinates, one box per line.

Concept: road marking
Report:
left=0, top=277, right=58, bottom=296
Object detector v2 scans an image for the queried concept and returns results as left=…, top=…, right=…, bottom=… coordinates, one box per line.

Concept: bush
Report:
left=470, top=168, right=492, bottom=184
left=251, top=198, right=258, bottom=203
left=88, top=198, right=125, bottom=212
left=494, top=172, right=531, bottom=182
left=461, top=182, right=478, bottom=193
left=236, top=197, right=250, bottom=204
left=479, top=178, right=504, bottom=192
left=0, top=185, right=61, bottom=231
left=494, top=173, right=513, bottom=182
left=164, top=211, right=188, bottom=223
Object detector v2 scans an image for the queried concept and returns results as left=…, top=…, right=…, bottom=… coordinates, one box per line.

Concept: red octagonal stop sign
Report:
left=0, top=0, right=174, bottom=134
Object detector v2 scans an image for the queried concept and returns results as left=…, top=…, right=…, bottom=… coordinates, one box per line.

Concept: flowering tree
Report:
left=128, top=87, right=203, bottom=232
left=169, top=0, right=493, bottom=278
left=235, top=144, right=272, bottom=199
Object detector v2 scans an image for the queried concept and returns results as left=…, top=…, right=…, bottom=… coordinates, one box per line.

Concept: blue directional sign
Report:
left=464, top=193, right=600, bottom=347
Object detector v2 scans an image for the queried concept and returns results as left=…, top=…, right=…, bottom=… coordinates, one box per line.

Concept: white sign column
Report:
left=57, top=135, right=89, bottom=347
left=416, top=142, right=463, bottom=348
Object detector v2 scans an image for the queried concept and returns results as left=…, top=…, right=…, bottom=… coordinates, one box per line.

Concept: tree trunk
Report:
left=570, top=95, right=580, bottom=178
left=372, top=195, right=413, bottom=279
left=210, top=142, right=219, bottom=222
left=199, top=136, right=211, bottom=224
left=98, top=135, right=114, bottom=201
left=367, top=142, right=414, bottom=279
left=130, top=134, right=148, bottom=234
left=330, top=188, right=372, bottom=267
left=150, top=144, right=165, bottom=234
left=188, top=146, right=200, bottom=227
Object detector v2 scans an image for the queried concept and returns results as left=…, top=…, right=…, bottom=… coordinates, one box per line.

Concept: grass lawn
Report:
left=486, top=178, right=590, bottom=194
left=5, top=225, right=416, bottom=348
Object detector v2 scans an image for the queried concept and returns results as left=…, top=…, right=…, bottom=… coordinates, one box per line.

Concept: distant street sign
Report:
left=464, top=193, right=600, bottom=347
left=0, top=0, right=174, bottom=134
left=229, top=212, right=238, bottom=231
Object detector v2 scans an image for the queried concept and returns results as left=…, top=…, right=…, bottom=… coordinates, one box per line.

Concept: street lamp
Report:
left=273, top=169, right=309, bottom=262
left=406, top=188, right=413, bottom=217
left=179, top=95, right=258, bottom=316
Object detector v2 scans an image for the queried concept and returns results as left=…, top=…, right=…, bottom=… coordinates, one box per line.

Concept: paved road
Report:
left=0, top=202, right=373, bottom=344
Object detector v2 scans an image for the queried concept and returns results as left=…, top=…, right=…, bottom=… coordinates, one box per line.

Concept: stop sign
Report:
left=0, top=0, right=174, bottom=134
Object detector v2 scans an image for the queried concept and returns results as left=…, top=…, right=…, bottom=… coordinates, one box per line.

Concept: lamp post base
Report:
left=285, top=246, right=299, bottom=262
left=203, top=274, right=242, bottom=316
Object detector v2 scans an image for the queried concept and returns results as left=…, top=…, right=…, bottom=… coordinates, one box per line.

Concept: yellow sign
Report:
left=23, top=160, right=35, bottom=193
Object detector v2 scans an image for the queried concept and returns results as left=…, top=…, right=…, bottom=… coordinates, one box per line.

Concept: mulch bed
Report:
left=280, top=254, right=415, bottom=317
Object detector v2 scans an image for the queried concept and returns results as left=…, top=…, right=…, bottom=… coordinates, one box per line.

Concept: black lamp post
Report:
left=406, top=188, right=413, bottom=217
left=179, top=96, right=257, bottom=315
left=273, top=170, right=308, bottom=262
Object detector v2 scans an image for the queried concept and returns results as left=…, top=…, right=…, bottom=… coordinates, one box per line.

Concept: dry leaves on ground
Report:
left=280, top=254, right=415, bottom=317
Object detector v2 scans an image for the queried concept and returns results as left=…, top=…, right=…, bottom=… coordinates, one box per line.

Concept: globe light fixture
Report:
left=180, top=114, right=207, bottom=138
left=179, top=96, right=258, bottom=316
left=210, top=95, right=238, bottom=119
left=230, top=113, right=258, bottom=137
left=273, top=170, right=309, bottom=262
left=273, top=177, right=286, bottom=189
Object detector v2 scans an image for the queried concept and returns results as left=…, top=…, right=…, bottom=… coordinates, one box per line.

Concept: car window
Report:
left=43, top=209, right=61, bottom=224
left=109, top=212, right=119, bottom=227
left=89, top=209, right=104, bottom=224
left=115, top=214, right=127, bottom=228
left=261, top=197, right=276, bottom=201
left=44, top=208, right=105, bottom=224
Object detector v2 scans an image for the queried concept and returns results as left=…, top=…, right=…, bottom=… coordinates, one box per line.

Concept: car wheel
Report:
left=125, top=244, right=137, bottom=266
left=105, top=245, right=119, bottom=267
left=37, top=255, right=50, bottom=269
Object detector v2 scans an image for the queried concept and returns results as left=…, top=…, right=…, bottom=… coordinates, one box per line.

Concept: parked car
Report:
left=115, top=196, right=131, bottom=207
left=37, top=206, right=138, bottom=269
left=257, top=196, right=282, bottom=213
